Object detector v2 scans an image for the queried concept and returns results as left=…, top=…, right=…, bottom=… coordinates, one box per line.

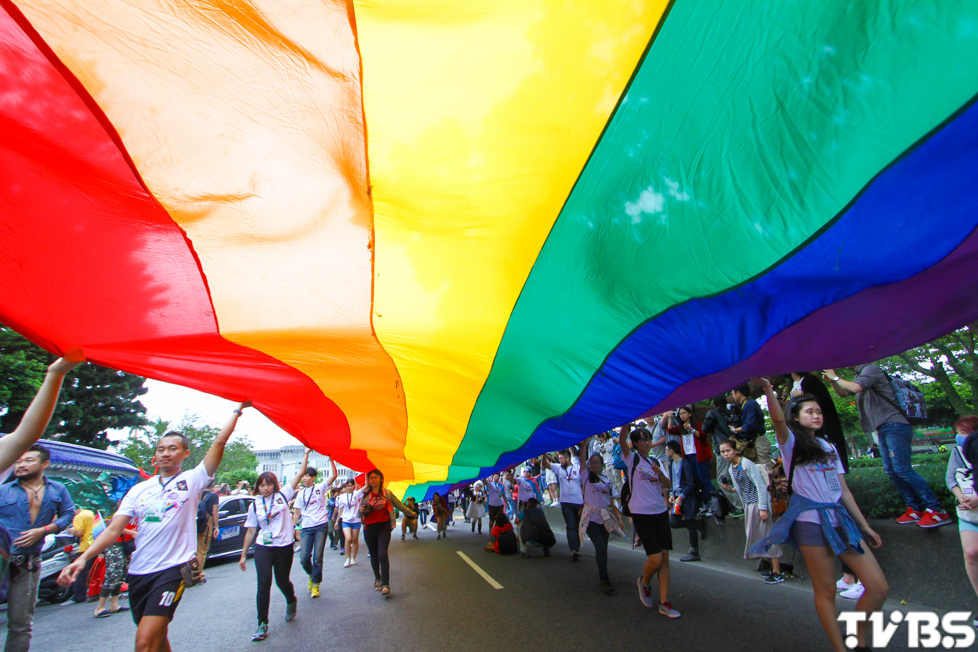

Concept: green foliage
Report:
left=846, top=464, right=955, bottom=519
left=218, top=467, right=258, bottom=490
left=877, top=320, right=978, bottom=419
left=0, top=326, right=148, bottom=448
left=848, top=451, right=951, bottom=469
left=114, top=415, right=257, bottom=477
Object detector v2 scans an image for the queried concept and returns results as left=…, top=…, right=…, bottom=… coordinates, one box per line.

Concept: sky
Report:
left=109, top=379, right=298, bottom=452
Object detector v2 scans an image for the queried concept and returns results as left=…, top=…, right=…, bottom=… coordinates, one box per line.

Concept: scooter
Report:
left=36, top=533, right=75, bottom=604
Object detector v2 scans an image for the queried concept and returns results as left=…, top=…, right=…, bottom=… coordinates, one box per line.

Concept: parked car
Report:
left=207, top=495, right=256, bottom=560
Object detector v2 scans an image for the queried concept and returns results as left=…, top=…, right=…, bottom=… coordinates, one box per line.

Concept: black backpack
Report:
left=496, top=528, right=518, bottom=555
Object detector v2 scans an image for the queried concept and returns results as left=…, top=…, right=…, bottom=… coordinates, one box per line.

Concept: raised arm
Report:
left=288, top=450, right=310, bottom=491
left=752, top=377, right=788, bottom=446
left=540, top=454, right=553, bottom=470
left=0, top=351, right=85, bottom=472
left=822, top=369, right=863, bottom=397
left=203, top=400, right=251, bottom=477
left=579, top=437, right=590, bottom=468
left=618, top=424, right=632, bottom=456
left=322, top=457, right=338, bottom=486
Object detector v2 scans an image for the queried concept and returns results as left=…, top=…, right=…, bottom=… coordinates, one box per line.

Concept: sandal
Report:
left=381, top=585, right=390, bottom=596
left=94, top=610, right=111, bottom=618
left=374, top=580, right=382, bottom=591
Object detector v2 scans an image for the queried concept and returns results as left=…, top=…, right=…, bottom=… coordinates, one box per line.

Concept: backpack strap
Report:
left=878, top=372, right=910, bottom=419
left=786, top=445, right=797, bottom=496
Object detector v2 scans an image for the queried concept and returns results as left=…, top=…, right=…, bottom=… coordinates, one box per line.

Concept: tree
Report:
left=880, top=321, right=977, bottom=416
left=115, top=415, right=257, bottom=476
left=0, top=326, right=148, bottom=448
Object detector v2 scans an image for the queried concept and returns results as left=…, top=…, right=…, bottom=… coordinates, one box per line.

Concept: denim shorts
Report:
left=342, top=521, right=362, bottom=530
left=959, top=518, right=978, bottom=534
left=790, top=520, right=849, bottom=548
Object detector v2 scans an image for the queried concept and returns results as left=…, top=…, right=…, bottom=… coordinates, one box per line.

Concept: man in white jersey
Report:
left=59, top=400, right=251, bottom=652
left=292, top=456, right=337, bottom=598
left=542, top=450, right=584, bottom=561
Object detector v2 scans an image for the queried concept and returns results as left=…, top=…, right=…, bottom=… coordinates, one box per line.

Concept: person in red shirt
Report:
left=486, top=512, right=518, bottom=554
left=359, top=470, right=416, bottom=596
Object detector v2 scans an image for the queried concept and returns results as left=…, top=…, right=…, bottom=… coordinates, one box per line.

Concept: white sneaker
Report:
left=350, top=559, right=357, bottom=566
left=839, top=581, right=865, bottom=600
left=343, top=558, right=351, bottom=568
left=836, top=577, right=856, bottom=593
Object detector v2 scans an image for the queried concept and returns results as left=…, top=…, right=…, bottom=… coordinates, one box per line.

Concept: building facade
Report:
left=254, top=445, right=355, bottom=484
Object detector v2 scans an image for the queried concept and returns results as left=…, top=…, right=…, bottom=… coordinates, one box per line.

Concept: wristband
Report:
left=831, top=376, right=840, bottom=382
left=233, top=409, right=243, bottom=414
left=43, top=524, right=54, bottom=533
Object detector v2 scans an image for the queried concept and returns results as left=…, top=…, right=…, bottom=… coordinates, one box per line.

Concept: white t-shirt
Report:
left=680, top=427, right=697, bottom=456
left=516, top=477, right=538, bottom=503
left=116, top=462, right=212, bottom=575
left=554, top=462, right=583, bottom=504
left=245, top=485, right=297, bottom=547
left=296, top=482, right=330, bottom=528
left=782, top=431, right=845, bottom=525
left=485, top=481, right=504, bottom=507
left=623, top=452, right=667, bottom=515
left=582, top=474, right=618, bottom=524
left=599, top=441, right=615, bottom=468
left=335, top=489, right=365, bottom=524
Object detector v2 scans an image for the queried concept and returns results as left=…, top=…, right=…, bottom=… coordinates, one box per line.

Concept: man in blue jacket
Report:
left=731, top=383, right=772, bottom=468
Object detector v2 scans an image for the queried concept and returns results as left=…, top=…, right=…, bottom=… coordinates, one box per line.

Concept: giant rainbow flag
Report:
left=2, top=0, right=977, bottom=498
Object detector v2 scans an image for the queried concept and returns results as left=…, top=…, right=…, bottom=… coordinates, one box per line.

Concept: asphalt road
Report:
left=4, top=515, right=925, bottom=651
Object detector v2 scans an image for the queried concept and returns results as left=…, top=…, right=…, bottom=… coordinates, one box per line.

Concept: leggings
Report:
left=100, top=544, right=128, bottom=597
left=363, top=522, right=392, bottom=585
left=586, top=522, right=610, bottom=581
left=254, top=544, right=296, bottom=623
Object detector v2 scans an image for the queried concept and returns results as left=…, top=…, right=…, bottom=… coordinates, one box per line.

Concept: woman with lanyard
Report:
left=239, top=451, right=309, bottom=642
left=618, top=424, right=679, bottom=618
left=360, top=469, right=417, bottom=596
left=333, top=479, right=363, bottom=566
left=578, top=437, right=624, bottom=594
left=749, top=379, right=886, bottom=652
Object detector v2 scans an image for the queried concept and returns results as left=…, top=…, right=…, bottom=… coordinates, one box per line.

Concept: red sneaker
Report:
left=894, top=507, right=922, bottom=524
left=917, top=509, right=952, bottom=529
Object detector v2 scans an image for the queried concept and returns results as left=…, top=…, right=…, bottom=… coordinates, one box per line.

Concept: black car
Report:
left=207, top=495, right=256, bottom=560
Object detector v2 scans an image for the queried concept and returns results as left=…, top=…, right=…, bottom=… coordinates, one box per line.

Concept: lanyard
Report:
left=302, top=486, right=316, bottom=508
left=260, top=494, right=278, bottom=528
left=561, top=465, right=575, bottom=483
left=158, top=473, right=180, bottom=493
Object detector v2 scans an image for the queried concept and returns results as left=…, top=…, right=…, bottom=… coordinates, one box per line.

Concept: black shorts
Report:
left=487, top=504, right=504, bottom=526
left=632, top=512, right=672, bottom=556
left=127, top=566, right=185, bottom=625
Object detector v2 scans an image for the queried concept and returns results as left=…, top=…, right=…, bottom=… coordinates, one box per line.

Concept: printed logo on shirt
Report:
left=176, top=480, right=188, bottom=491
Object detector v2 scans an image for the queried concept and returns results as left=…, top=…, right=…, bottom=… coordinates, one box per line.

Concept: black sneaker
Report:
left=572, top=552, right=580, bottom=562
left=401, top=534, right=405, bottom=541
left=601, top=579, right=615, bottom=595
left=764, top=572, right=785, bottom=585
left=285, top=602, right=297, bottom=623
left=252, top=622, right=269, bottom=641
left=679, top=551, right=701, bottom=562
